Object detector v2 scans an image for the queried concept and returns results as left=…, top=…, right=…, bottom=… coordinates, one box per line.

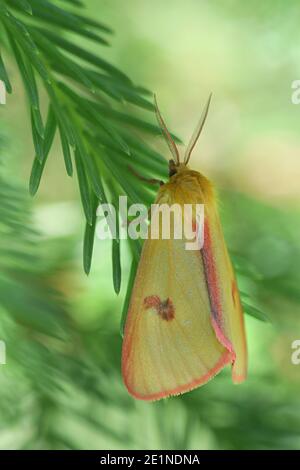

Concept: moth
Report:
left=122, top=95, right=247, bottom=400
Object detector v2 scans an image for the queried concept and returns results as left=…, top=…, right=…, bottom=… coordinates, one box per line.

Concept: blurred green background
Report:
left=0, top=0, right=300, bottom=450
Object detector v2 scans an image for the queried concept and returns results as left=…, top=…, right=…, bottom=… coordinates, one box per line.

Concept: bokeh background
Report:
left=1, top=0, right=300, bottom=449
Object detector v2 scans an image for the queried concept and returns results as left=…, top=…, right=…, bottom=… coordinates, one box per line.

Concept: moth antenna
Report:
left=184, top=93, right=212, bottom=165
left=154, top=94, right=180, bottom=165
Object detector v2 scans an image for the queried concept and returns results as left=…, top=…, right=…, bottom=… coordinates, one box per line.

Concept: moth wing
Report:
left=202, top=202, right=247, bottom=383
left=122, top=235, right=231, bottom=401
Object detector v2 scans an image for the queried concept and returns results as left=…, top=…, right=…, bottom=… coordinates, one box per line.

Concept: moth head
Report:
left=168, top=159, right=177, bottom=177
left=154, top=93, right=212, bottom=173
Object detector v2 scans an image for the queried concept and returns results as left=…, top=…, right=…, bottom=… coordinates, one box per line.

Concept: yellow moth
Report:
left=122, top=95, right=247, bottom=401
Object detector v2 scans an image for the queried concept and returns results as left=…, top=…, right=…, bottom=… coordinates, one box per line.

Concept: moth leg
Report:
left=128, top=165, right=164, bottom=186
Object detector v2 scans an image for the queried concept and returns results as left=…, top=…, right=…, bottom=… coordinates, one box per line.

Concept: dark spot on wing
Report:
left=144, top=295, right=175, bottom=321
